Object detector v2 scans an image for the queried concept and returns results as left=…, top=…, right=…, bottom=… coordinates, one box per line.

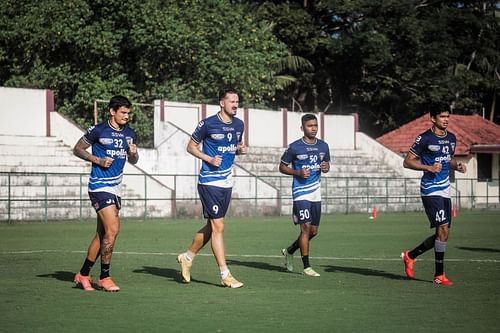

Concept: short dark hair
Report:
left=218, top=87, right=238, bottom=101
left=108, top=95, right=132, bottom=111
left=428, top=102, right=450, bottom=117
left=301, top=114, right=317, bottom=126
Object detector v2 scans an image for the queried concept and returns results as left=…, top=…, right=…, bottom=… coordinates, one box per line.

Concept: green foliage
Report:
left=0, top=0, right=498, bottom=137
left=0, top=0, right=287, bottom=141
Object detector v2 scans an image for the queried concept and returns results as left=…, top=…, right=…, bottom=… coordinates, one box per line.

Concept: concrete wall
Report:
left=156, top=100, right=356, bottom=149
left=0, top=87, right=52, bottom=136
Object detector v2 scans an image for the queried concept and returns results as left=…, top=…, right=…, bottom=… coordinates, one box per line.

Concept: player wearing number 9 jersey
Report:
left=177, top=88, right=246, bottom=288
left=279, top=114, right=331, bottom=277
left=401, top=103, right=467, bottom=286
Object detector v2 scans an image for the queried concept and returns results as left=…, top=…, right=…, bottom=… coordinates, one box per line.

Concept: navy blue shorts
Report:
left=421, top=196, right=452, bottom=228
left=88, top=192, right=121, bottom=213
left=198, top=184, right=232, bottom=219
left=292, top=200, right=321, bottom=226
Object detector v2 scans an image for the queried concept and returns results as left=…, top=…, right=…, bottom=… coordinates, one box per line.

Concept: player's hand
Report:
left=299, top=167, right=310, bottom=179
left=428, top=162, right=442, bottom=173
left=236, top=144, right=247, bottom=155
left=127, top=139, right=138, bottom=155
left=210, top=155, right=222, bottom=167
left=456, top=162, right=467, bottom=173
left=99, top=156, right=114, bottom=168
left=320, top=161, right=330, bottom=173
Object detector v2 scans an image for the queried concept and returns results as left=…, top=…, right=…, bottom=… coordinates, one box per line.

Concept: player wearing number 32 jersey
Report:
left=401, top=103, right=466, bottom=286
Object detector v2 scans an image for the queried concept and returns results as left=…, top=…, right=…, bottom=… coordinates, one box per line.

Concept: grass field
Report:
left=1, top=211, right=499, bottom=333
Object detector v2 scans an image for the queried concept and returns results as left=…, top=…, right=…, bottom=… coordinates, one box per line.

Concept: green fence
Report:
left=0, top=172, right=498, bottom=222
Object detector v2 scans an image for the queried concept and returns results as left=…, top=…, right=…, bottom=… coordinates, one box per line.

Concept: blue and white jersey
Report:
left=281, top=138, right=331, bottom=202
left=83, top=121, right=138, bottom=196
left=191, top=113, right=244, bottom=188
left=409, top=128, right=456, bottom=198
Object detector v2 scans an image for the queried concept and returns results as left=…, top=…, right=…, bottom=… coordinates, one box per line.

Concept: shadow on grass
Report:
left=456, top=246, right=500, bottom=253
left=37, top=271, right=86, bottom=290
left=132, top=266, right=219, bottom=287
left=322, top=264, right=431, bottom=283
left=37, top=271, right=74, bottom=282
left=226, top=259, right=287, bottom=272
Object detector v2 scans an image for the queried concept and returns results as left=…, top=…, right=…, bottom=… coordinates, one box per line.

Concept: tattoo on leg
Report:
left=101, top=239, right=114, bottom=262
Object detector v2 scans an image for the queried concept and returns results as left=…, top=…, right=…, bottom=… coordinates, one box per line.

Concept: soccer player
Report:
left=177, top=88, right=246, bottom=288
left=280, top=114, right=331, bottom=277
left=401, top=103, right=466, bottom=286
left=73, top=95, right=139, bottom=292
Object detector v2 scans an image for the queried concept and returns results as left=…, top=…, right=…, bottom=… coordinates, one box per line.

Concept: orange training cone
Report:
left=372, top=207, right=378, bottom=220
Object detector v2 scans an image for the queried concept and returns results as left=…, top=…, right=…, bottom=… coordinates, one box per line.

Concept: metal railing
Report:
left=0, top=172, right=498, bottom=222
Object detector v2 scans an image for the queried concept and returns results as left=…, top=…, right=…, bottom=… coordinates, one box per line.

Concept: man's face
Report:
left=431, top=111, right=450, bottom=131
left=111, top=106, right=131, bottom=127
left=220, top=93, right=239, bottom=116
left=302, top=119, right=318, bottom=139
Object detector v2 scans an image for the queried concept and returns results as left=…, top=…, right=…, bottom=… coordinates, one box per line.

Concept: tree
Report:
left=0, top=0, right=288, bottom=143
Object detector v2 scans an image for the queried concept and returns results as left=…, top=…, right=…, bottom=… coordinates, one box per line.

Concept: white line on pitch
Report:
left=1, top=249, right=499, bottom=263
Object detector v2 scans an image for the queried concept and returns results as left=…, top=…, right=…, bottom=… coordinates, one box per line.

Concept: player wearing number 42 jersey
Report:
left=401, top=103, right=466, bottom=286
left=177, top=88, right=246, bottom=288
left=280, top=114, right=331, bottom=277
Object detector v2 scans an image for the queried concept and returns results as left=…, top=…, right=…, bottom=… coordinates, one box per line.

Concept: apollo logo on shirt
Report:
left=435, top=155, right=451, bottom=163
left=217, top=144, right=238, bottom=154
left=106, top=148, right=128, bottom=159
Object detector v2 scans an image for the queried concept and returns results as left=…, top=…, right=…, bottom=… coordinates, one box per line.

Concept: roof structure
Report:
left=376, top=113, right=500, bottom=156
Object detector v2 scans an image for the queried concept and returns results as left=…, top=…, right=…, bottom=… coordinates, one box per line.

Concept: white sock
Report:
left=220, top=269, right=230, bottom=279
left=185, top=251, right=195, bottom=262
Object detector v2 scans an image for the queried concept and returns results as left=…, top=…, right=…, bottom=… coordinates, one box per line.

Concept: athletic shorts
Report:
left=88, top=191, right=122, bottom=213
left=421, top=196, right=452, bottom=228
left=292, top=200, right=321, bottom=226
left=198, top=184, right=232, bottom=219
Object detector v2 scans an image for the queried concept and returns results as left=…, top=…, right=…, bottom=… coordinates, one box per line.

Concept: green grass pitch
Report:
left=1, top=211, right=499, bottom=332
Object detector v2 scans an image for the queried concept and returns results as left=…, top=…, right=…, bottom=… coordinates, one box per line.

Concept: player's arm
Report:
left=450, top=158, right=466, bottom=173
left=403, top=151, right=441, bottom=173
left=73, top=137, right=112, bottom=168
left=279, top=162, right=309, bottom=178
left=186, top=138, right=221, bottom=167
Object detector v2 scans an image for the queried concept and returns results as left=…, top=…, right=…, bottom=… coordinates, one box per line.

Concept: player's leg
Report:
left=74, top=193, right=105, bottom=291
left=96, top=203, right=121, bottom=291
left=401, top=196, right=439, bottom=279
left=211, top=218, right=242, bottom=288
left=294, top=201, right=320, bottom=277
left=433, top=198, right=453, bottom=285
left=177, top=221, right=211, bottom=283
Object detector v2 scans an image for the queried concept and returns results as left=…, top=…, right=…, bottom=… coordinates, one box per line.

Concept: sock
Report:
left=100, top=263, right=110, bottom=279
left=79, top=258, right=95, bottom=276
left=287, top=240, right=299, bottom=255
left=434, top=240, right=446, bottom=276
left=409, top=235, right=436, bottom=259
left=220, top=269, right=230, bottom=279
left=287, top=234, right=316, bottom=255
left=185, top=250, right=196, bottom=262
left=301, top=255, right=310, bottom=269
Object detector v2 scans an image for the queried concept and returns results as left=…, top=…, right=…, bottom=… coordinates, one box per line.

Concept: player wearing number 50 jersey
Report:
left=401, top=103, right=466, bottom=286
left=177, top=88, right=246, bottom=288
left=280, top=114, right=331, bottom=277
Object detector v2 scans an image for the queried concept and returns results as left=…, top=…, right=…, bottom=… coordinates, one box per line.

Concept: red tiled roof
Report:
left=376, top=113, right=500, bottom=156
